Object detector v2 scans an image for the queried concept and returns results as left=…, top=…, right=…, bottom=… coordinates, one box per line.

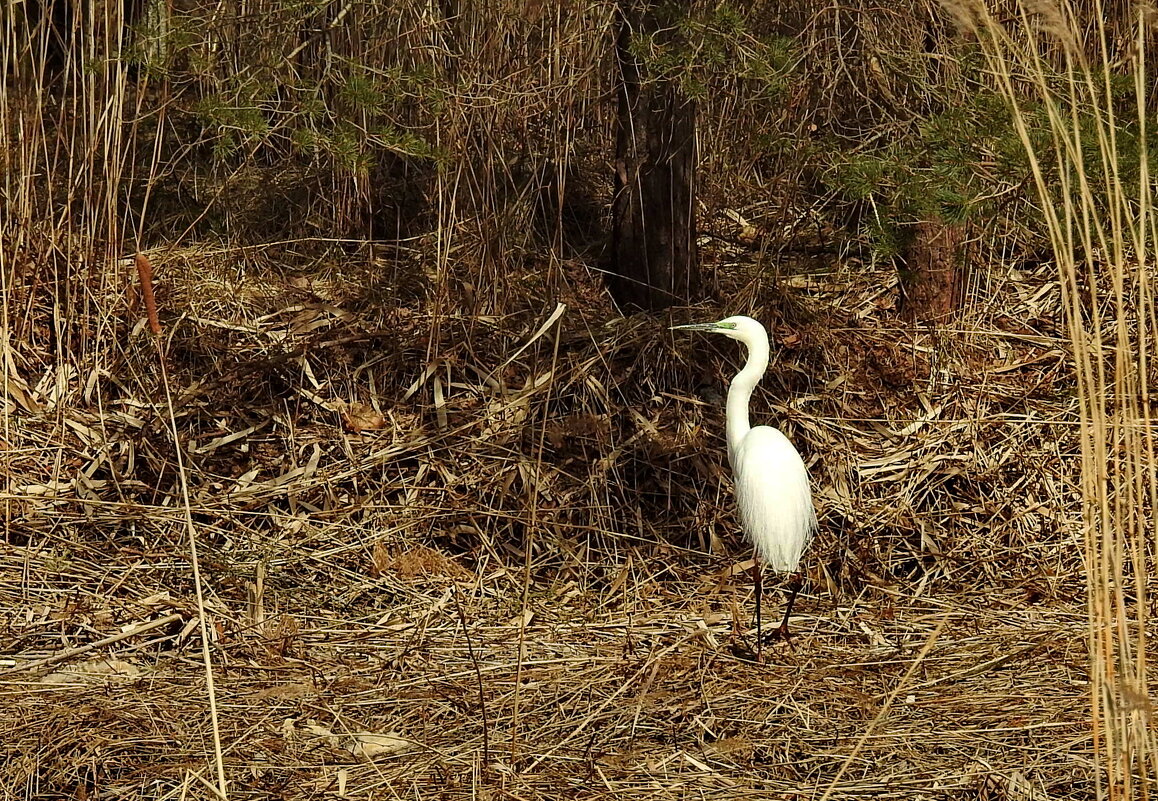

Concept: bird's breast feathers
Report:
left=732, top=426, right=817, bottom=572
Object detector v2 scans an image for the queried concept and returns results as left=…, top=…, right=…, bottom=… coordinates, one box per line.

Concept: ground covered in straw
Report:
left=2, top=239, right=1092, bottom=799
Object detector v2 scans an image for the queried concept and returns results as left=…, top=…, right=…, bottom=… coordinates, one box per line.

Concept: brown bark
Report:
left=899, top=219, right=966, bottom=323
left=609, top=3, right=699, bottom=311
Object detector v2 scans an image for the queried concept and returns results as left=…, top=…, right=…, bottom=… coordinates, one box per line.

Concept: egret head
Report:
left=671, top=315, right=767, bottom=344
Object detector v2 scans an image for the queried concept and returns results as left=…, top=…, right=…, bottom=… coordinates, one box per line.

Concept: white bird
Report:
left=672, top=315, right=818, bottom=651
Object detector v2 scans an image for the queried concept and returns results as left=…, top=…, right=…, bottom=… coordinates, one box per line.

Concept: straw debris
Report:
left=1, top=233, right=1092, bottom=798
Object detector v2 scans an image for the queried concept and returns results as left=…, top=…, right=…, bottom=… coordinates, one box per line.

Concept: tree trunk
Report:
left=899, top=218, right=966, bottom=323
left=609, top=3, right=699, bottom=311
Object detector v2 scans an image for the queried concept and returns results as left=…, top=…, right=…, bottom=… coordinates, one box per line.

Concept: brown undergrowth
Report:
left=1, top=225, right=1091, bottom=799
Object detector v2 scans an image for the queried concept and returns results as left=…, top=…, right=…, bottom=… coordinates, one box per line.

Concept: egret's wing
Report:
left=732, top=426, right=817, bottom=572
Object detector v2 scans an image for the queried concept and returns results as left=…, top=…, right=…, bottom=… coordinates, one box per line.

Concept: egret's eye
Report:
left=718, top=322, right=737, bottom=330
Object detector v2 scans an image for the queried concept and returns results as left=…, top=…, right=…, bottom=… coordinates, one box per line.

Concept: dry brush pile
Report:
left=2, top=230, right=1095, bottom=798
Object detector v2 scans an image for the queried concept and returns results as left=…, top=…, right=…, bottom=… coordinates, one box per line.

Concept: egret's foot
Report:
left=729, top=638, right=761, bottom=663
left=759, top=621, right=795, bottom=647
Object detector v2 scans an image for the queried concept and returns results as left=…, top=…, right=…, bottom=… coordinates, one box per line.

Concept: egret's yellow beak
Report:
left=670, top=321, right=733, bottom=332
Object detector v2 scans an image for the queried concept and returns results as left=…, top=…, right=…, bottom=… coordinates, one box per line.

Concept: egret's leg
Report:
left=749, top=561, right=763, bottom=659
left=774, top=572, right=803, bottom=641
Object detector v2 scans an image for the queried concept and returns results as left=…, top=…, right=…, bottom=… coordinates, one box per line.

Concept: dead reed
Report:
left=952, top=0, right=1158, bottom=795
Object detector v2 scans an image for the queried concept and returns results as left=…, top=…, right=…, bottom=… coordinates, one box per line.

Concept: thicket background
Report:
left=2, top=1, right=1152, bottom=799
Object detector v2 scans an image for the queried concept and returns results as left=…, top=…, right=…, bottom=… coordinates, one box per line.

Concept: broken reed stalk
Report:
left=134, top=245, right=229, bottom=798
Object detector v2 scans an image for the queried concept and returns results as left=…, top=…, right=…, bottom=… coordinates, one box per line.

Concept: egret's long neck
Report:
left=726, top=334, right=769, bottom=466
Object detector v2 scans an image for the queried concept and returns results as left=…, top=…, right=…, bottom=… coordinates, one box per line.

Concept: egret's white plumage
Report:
left=673, top=314, right=817, bottom=645
left=732, top=426, right=815, bottom=572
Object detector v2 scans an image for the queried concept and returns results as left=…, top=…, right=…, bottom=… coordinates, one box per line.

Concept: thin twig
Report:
left=1, top=613, right=183, bottom=675
left=817, top=616, right=949, bottom=801
left=452, top=584, right=491, bottom=772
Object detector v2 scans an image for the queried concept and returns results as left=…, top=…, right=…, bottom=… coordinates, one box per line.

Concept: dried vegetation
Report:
left=0, top=0, right=1115, bottom=799
left=2, top=242, right=1094, bottom=799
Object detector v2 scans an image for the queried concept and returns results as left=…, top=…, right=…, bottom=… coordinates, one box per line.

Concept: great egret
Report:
left=672, top=315, right=817, bottom=651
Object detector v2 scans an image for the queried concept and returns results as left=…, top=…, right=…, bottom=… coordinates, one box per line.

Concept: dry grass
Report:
left=2, top=229, right=1095, bottom=798
left=0, top=0, right=1123, bottom=797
